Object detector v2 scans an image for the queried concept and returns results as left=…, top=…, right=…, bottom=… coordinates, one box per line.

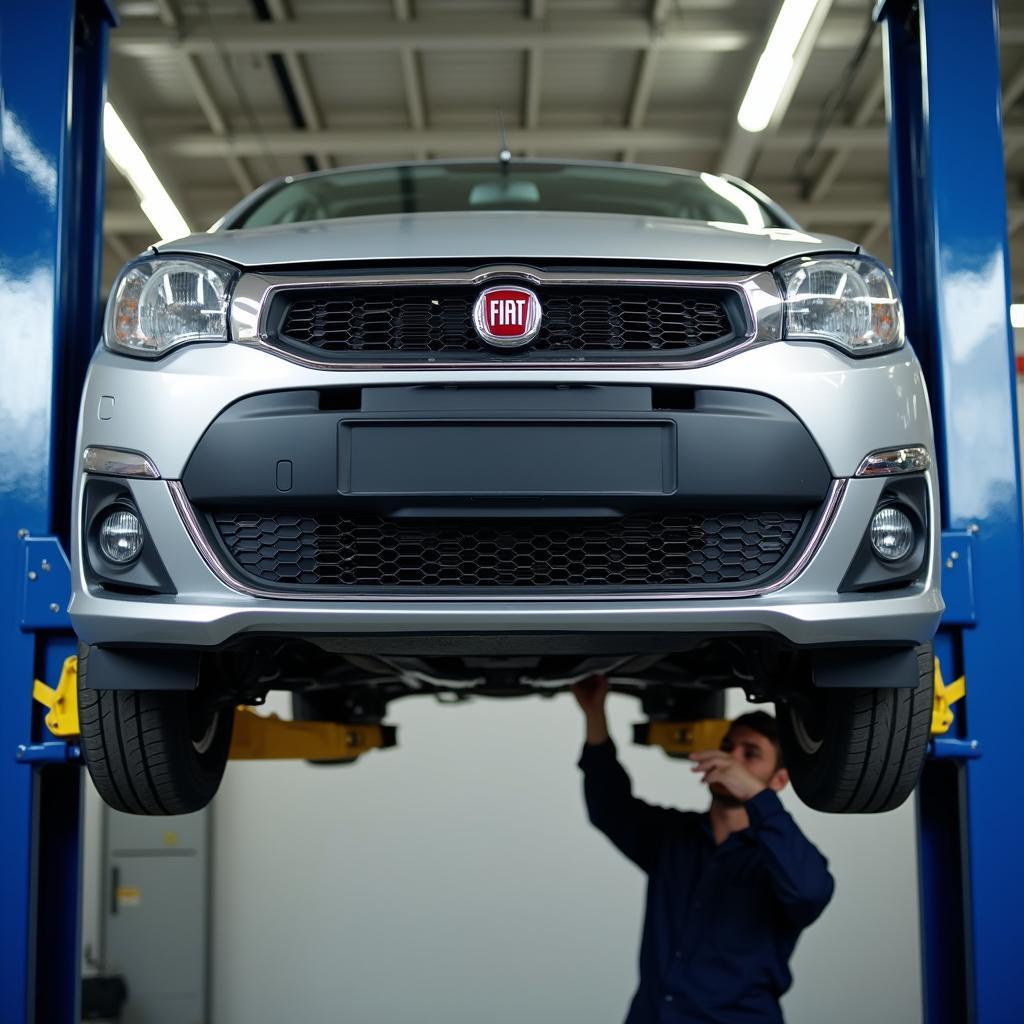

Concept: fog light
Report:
left=99, top=510, right=144, bottom=563
left=870, top=507, right=914, bottom=562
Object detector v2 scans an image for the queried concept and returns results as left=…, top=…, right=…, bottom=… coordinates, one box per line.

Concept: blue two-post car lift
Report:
left=1, top=0, right=1022, bottom=1019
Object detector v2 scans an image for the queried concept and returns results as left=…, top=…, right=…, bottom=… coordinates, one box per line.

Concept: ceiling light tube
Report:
left=103, top=103, right=190, bottom=241
left=1010, top=304, right=1024, bottom=329
left=736, top=0, right=822, bottom=134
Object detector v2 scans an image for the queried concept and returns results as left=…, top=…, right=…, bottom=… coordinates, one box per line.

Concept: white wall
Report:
left=209, top=690, right=922, bottom=1024
left=80, top=775, right=104, bottom=974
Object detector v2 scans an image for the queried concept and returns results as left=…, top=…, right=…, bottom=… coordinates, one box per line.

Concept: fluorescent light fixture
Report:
left=1011, top=304, right=1024, bottom=329
left=700, top=172, right=766, bottom=228
left=737, top=0, right=822, bottom=134
left=103, top=103, right=190, bottom=241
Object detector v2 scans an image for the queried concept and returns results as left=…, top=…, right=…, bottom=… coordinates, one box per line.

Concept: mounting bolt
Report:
left=49, top=603, right=60, bottom=614
left=40, top=560, right=51, bottom=572
left=945, top=559, right=954, bottom=569
left=968, top=523, right=980, bottom=535
left=950, top=550, right=960, bottom=561
left=27, top=571, right=38, bottom=581
left=16, top=528, right=29, bottom=539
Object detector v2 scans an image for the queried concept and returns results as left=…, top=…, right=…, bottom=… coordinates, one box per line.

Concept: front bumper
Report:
left=69, top=338, right=943, bottom=651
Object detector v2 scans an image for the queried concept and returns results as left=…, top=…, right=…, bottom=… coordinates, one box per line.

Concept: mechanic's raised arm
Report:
left=573, top=677, right=671, bottom=873
left=745, top=789, right=835, bottom=927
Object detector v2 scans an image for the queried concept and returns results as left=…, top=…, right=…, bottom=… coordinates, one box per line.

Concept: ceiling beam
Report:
left=522, top=0, right=545, bottom=144
left=103, top=231, right=133, bottom=263
left=266, top=0, right=332, bottom=169
left=394, top=0, right=427, bottom=157
left=626, top=51, right=660, bottom=135
left=860, top=216, right=889, bottom=251
left=805, top=74, right=885, bottom=203
left=621, top=0, right=675, bottom=163
left=399, top=47, right=427, bottom=144
left=111, top=13, right=887, bottom=57
left=104, top=210, right=198, bottom=233
left=1004, top=61, right=1024, bottom=113
left=155, top=122, right=925, bottom=158
left=154, top=0, right=255, bottom=195
left=627, top=0, right=674, bottom=129
left=719, top=0, right=835, bottom=179
left=787, top=202, right=890, bottom=224
left=523, top=48, right=542, bottom=132
left=1001, top=61, right=1024, bottom=162
left=180, top=60, right=256, bottom=193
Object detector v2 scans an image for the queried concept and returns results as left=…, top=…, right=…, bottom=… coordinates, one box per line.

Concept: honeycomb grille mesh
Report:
left=276, top=286, right=735, bottom=357
left=210, top=510, right=806, bottom=589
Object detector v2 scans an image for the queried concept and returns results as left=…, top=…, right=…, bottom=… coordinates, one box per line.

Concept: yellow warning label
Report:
left=116, top=886, right=141, bottom=907
left=163, top=831, right=178, bottom=847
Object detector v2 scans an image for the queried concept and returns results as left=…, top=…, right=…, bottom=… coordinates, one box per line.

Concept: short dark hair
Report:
left=728, top=711, right=784, bottom=770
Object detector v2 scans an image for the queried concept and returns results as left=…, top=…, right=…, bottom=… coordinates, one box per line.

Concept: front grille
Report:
left=209, top=510, right=807, bottom=590
left=273, top=285, right=738, bottom=359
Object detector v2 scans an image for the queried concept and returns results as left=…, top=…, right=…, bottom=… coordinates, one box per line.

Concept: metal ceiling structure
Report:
left=102, top=0, right=1024, bottom=299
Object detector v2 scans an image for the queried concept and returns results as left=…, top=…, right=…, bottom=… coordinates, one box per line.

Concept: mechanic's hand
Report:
left=688, top=749, right=767, bottom=802
left=572, top=675, right=609, bottom=715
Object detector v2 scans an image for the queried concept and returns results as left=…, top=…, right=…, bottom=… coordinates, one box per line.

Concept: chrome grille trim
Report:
left=229, top=265, right=784, bottom=372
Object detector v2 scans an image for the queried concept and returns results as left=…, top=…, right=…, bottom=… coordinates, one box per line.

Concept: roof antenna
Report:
left=497, top=110, right=512, bottom=171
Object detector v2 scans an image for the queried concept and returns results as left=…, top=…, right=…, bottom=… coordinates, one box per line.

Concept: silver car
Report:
left=71, top=159, right=941, bottom=815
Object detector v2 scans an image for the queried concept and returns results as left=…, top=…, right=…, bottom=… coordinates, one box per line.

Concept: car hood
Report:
left=155, top=211, right=858, bottom=269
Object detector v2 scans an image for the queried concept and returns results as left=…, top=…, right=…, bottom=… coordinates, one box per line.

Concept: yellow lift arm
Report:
left=931, top=656, right=966, bottom=736
left=634, top=657, right=965, bottom=758
left=31, top=658, right=394, bottom=762
left=33, top=655, right=80, bottom=737
left=633, top=718, right=731, bottom=757
left=229, top=708, right=396, bottom=761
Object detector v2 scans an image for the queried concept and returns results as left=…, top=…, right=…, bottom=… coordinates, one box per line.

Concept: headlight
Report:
left=104, top=257, right=236, bottom=357
left=776, top=255, right=904, bottom=356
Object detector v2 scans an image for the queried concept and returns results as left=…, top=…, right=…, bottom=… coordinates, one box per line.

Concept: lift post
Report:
left=0, top=1, right=112, bottom=1021
left=879, top=0, right=1024, bottom=1019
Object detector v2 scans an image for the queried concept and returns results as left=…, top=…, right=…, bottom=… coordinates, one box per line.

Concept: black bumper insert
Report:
left=209, top=508, right=810, bottom=591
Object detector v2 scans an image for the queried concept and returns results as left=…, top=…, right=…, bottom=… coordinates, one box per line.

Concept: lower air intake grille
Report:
left=209, top=510, right=807, bottom=590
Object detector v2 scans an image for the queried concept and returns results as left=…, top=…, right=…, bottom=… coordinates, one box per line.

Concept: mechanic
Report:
left=572, top=676, right=834, bottom=1023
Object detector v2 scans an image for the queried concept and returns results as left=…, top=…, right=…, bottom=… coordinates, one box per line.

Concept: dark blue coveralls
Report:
left=579, top=740, right=834, bottom=1023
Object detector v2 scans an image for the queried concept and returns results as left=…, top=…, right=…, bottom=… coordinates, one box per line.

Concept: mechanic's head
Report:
left=713, top=711, right=789, bottom=806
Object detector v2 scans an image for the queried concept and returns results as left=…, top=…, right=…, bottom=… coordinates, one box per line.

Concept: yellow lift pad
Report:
left=931, top=657, right=966, bottom=736
left=33, top=655, right=80, bottom=737
left=633, top=718, right=731, bottom=757
left=229, top=707, right=396, bottom=761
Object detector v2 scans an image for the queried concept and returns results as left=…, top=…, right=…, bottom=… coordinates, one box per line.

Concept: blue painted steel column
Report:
left=0, top=1, right=111, bottom=1021
left=880, top=1, right=1024, bottom=1021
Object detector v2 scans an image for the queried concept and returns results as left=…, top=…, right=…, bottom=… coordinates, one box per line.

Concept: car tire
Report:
left=778, top=644, right=934, bottom=813
left=77, top=643, right=233, bottom=815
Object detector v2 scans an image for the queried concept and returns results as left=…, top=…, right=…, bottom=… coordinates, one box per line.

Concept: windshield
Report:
left=233, top=162, right=788, bottom=230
